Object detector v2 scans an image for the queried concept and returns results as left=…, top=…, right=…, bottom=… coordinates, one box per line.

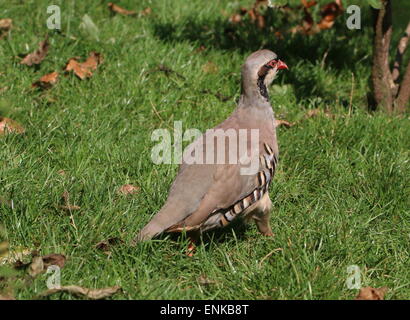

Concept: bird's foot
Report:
left=261, top=231, right=274, bottom=237
left=186, top=241, right=196, bottom=257
left=185, top=232, right=199, bottom=257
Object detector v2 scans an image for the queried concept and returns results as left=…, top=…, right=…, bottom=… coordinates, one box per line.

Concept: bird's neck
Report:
left=240, top=72, right=273, bottom=108
left=238, top=87, right=273, bottom=110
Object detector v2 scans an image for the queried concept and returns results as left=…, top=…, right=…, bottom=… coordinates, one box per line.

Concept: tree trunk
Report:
left=371, top=0, right=394, bottom=113
left=395, top=61, right=410, bottom=112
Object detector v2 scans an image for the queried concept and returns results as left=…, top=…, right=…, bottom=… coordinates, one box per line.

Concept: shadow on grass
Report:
left=152, top=9, right=374, bottom=103
left=157, top=218, right=252, bottom=251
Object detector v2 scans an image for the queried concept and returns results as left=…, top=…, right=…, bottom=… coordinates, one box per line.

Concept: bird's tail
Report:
left=131, top=202, right=184, bottom=245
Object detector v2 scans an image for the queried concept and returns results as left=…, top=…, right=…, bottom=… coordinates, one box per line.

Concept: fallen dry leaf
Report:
left=108, top=2, right=136, bottom=16
left=118, top=184, right=139, bottom=195
left=0, top=117, right=25, bottom=135
left=0, top=19, right=12, bottom=39
left=20, top=37, right=49, bottom=66
left=32, top=71, right=59, bottom=89
left=65, top=52, right=103, bottom=80
left=27, top=253, right=66, bottom=278
left=0, top=19, right=12, bottom=30
left=318, top=0, right=344, bottom=30
left=42, top=254, right=66, bottom=269
left=95, top=238, right=123, bottom=252
left=39, top=285, right=121, bottom=299
left=140, top=7, right=152, bottom=16
left=274, top=119, right=294, bottom=128
left=355, top=287, right=388, bottom=300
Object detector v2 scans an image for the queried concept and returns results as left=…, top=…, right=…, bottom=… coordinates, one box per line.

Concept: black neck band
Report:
left=257, top=76, right=269, bottom=100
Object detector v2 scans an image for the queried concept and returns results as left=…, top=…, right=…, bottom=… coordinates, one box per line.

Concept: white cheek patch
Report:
left=264, top=69, right=277, bottom=87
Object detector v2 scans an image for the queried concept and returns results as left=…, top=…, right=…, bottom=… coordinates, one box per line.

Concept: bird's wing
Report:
left=135, top=163, right=257, bottom=241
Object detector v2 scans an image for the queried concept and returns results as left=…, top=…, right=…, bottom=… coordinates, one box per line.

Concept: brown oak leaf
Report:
left=27, top=253, right=66, bottom=278
left=0, top=117, right=25, bottom=135
left=275, top=119, right=294, bottom=128
left=318, top=0, right=344, bottom=30
left=118, top=184, right=140, bottom=195
left=65, top=52, right=103, bottom=80
left=355, top=287, right=388, bottom=300
left=0, top=19, right=12, bottom=39
left=20, top=37, right=49, bottom=66
left=32, top=71, right=59, bottom=89
left=108, top=2, right=136, bottom=16
left=95, top=238, right=124, bottom=252
left=42, top=254, right=66, bottom=269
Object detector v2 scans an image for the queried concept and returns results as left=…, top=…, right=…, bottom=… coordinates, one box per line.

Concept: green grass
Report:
left=1, top=0, right=409, bottom=299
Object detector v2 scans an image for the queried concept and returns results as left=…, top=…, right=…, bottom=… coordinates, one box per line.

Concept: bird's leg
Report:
left=252, top=193, right=274, bottom=237
left=186, top=230, right=200, bottom=257
left=254, top=211, right=274, bottom=236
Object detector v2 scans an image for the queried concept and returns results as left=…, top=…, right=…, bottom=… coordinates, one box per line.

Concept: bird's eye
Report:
left=266, top=59, right=278, bottom=68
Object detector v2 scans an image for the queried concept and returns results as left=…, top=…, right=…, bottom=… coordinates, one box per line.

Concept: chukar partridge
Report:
left=134, top=50, right=288, bottom=251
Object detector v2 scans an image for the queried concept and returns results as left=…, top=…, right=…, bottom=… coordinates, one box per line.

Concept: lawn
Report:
left=0, top=0, right=409, bottom=300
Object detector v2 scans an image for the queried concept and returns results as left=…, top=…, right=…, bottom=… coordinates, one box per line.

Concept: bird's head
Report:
left=241, top=49, right=288, bottom=101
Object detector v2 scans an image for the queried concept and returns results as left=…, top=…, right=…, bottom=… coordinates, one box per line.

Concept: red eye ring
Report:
left=267, top=59, right=288, bottom=70
left=267, top=60, right=278, bottom=68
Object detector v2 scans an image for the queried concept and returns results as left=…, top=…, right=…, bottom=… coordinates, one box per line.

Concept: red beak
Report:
left=276, top=59, right=288, bottom=70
